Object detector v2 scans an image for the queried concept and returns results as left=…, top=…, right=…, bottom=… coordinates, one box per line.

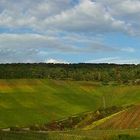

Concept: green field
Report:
left=1, top=130, right=140, bottom=140
left=0, top=79, right=140, bottom=129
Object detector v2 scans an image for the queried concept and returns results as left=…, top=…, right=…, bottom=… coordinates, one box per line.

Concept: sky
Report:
left=0, top=0, right=140, bottom=64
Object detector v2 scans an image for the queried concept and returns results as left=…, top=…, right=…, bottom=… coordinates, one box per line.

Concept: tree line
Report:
left=0, top=63, right=140, bottom=83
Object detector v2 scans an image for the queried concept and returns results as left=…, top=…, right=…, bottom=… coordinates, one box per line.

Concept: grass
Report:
left=0, top=79, right=140, bottom=128
left=1, top=130, right=140, bottom=140
left=62, top=130, right=140, bottom=140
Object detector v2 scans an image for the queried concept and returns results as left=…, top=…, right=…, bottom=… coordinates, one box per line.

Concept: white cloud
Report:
left=43, top=0, right=132, bottom=34
left=45, top=58, right=69, bottom=64
left=0, top=0, right=140, bottom=36
left=0, top=0, right=135, bottom=34
left=0, top=0, right=73, bottom=30
left=102, top=0, right=140, bottom=15
left=0, top=33, right=128, bottom=53
left=0, top=33, right=77, bottom=52
left=0, top=47, right=41, bottom=63
left=121, top=47, right=135, bottom=53
left=0, top=0, right=139, bottom=63
left=86, top=57, right=140, bottom=64
left=98, top=0, right=140, bottom=35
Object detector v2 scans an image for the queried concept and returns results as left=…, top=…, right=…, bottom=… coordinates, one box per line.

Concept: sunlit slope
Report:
left=85, top=105, right=140, bottom=130
left=0, top=79, right=140, bottom=128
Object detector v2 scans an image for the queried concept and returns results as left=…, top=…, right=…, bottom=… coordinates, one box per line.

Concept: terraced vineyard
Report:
left=86, top=105, right=140, bottom=130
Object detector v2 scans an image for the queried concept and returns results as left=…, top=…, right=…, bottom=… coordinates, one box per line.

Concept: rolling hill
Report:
left=0, top=79, right=140, bottom=128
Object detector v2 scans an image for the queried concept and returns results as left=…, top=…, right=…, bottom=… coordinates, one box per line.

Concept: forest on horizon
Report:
left=0, top=63, right=139, bottom=83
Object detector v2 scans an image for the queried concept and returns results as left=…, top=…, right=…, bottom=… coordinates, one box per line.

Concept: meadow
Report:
left=0, top=79, right=140, bottom=140
left=1, top=130, right=140, bottom=140
left=0, top=79, right=140, bottom=129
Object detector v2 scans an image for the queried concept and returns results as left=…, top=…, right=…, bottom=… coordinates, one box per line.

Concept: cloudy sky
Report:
left=0, top=0, right=140, bottom=64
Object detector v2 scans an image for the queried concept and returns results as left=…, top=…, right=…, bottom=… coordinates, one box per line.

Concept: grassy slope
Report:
left=0, top=79, right=140, bottom=128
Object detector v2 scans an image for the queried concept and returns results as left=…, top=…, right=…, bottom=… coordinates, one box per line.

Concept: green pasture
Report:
left=0, top=79, right=140, bottom=128
left=1, top=130, right=140, bottom=140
